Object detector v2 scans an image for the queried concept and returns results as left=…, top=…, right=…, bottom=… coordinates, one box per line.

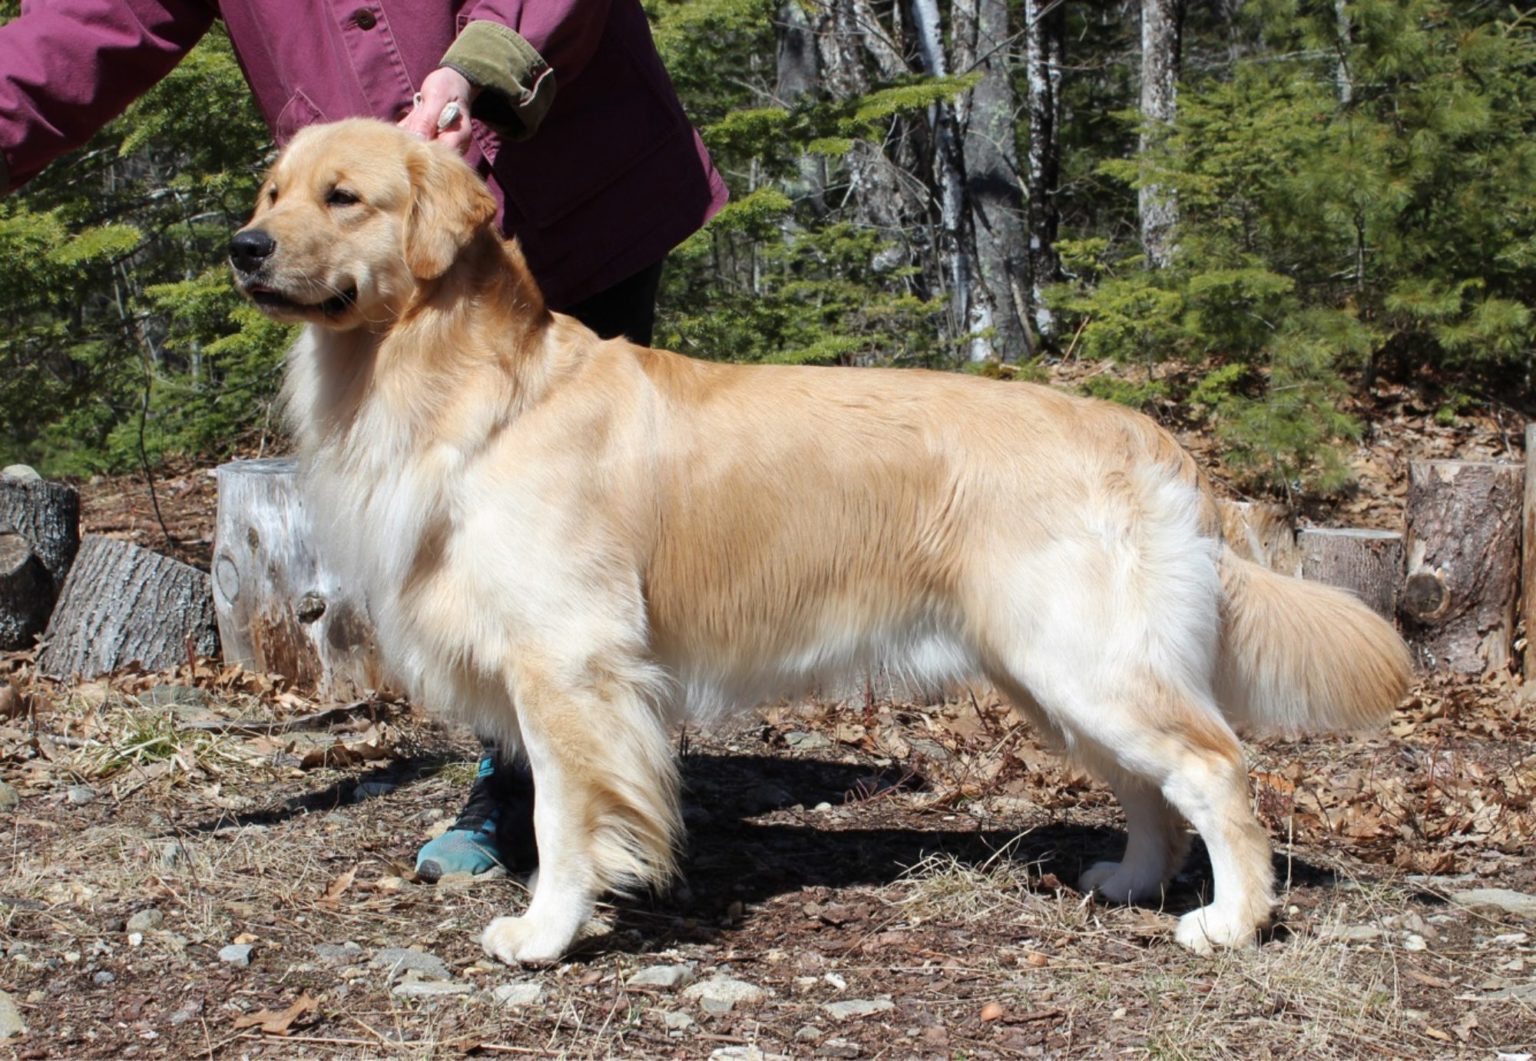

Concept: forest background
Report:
left=1, top=0, right=1533, bottom=497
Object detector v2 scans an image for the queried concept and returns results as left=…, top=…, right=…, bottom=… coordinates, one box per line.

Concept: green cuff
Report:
left=442, top=21, right=556, bottom=142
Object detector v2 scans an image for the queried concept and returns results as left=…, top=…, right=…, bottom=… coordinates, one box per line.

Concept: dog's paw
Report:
left=1078, top=860, right=1166, bottom=905
left=481, top=915, right=569, bottom=967
left=1173, top=904, right=1259, bottom=954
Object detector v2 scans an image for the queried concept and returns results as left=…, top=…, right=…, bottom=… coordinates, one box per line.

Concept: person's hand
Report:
left=400, top=67, right=479, bottom=156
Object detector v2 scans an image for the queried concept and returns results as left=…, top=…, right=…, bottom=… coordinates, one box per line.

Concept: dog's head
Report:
left=230, top=119, right=498, bottom=328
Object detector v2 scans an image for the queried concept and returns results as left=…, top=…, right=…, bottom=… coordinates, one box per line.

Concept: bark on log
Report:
left=0, top=471, right=80, bottom=650
left=212, top=458, right=392, bottom=699
left=37, top=536, right=218, bottom=679
left=1524, top=424, right=1536, bottom=677
left=1402, top=460, right=1522, bottom=674
left=0, top=533, right=51, bottom=650
left=1217, top=499, right=1299, bottom=572
left=1297, top=527, right=1404, bottom=620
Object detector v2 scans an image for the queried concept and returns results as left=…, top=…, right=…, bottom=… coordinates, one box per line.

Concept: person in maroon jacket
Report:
left=0, top=0, right=727, bottom=881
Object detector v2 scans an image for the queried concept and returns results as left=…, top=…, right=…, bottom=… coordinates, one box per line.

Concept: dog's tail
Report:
left=1213, top=547, right=1412, bottom=733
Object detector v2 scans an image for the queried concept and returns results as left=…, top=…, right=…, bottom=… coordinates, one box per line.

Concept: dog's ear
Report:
left=403, top=143, right=499, bottom=280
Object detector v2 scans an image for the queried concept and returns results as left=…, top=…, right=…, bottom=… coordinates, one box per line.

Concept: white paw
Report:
left=481, top=915, right=570, bottom=967
left=1174, top=905, right=1259, bottom=953
left=1079, top=860, right=1164, bottom=904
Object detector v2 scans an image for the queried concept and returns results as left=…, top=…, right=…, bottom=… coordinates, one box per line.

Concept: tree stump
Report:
left=1218, top=499, right=1299, bottom=572
left=1401, top=460, right=1522, bottom=674
left=212, top=459, right=392, bottom=699
left=0, top=469, right=80, bottom=650
left=37, top=536, right=219, bottom=679
left=1297, top=527, right=1404, bottom=620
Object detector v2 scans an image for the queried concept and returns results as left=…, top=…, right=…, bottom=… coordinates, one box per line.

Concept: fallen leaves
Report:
left=231, top=993, right=319, bottom=1036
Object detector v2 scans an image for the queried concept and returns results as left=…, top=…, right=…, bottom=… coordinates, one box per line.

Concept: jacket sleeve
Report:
left=439, top=0, right=612, bottom=142
left=0, top=0, right=213, bottom=192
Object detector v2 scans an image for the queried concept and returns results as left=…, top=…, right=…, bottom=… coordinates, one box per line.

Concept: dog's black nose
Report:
left=229, top=229, right=276, bottom=274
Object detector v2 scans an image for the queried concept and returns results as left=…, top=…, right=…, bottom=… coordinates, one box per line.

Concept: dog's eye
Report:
left=327, top=188, right=360, bottom=207
left=265, top=184, right=278, bottom=204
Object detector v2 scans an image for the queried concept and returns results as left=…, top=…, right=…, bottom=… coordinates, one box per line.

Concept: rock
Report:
left=391, top=981, right=473, bottom=999
left=0, top=782, right=18, bottom=812
left=822, top=997, right=894, bottom=1021
left=65, top=785, right=95, bottom=806
left=1, top=466, right=40, bottom=482
left=659, top=1009, right=695, bottom=1031
left=159, top=840, right=192, bottom=870
left=817, top=1038, right=861, bottom=1058
left=1451, top=889, right=1536, bottom=919
left=218, top=943, right=253, bottom=967
left=354, top=780, right=396, bottom=801
left=92, top=970, right=115, bottom=985
left=709, top=1048, right=788, bottom=1060
left=0, top=990, right=24, bottom=1038
left=125, top=909, right=163, bottom=934
left=372, top=948, right=452, bottom=982
left=491, top=983, right=545, bottom=1007
left=681, top=975, right=768, bottom=1013
left=785, top=731, right=834, bottom=752
left=628, top=962, right=698, bottom=991
left=1403, top=933, right=1428, bottom=952
left=315, top=942, right=365, bottom=965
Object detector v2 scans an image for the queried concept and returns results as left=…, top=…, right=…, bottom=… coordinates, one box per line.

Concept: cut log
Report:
left=1297, top=528, right=1404, bottom=620
left=0, top=532, right=51, bottom=650
left=212, top=459, right=392, bottom=699
left=1524, top=424, right=1536, bottom=678
left=1217, top=499, right=1299, bottom=573
left=0, top=470, right=80, bottom=650
left=1402, top=460, right=1522, bottom=674
left=37, top=536, right=219, bottom=679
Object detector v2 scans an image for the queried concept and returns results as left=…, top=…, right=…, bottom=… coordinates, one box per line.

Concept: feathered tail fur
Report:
left=1214, top=547, right=1413, bottom=734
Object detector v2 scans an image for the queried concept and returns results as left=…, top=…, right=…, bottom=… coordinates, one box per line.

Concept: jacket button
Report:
left=353, top=9, right=376, bottom=29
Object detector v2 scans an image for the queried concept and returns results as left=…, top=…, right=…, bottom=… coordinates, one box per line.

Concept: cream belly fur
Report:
left=232, top=120, right=1414, bottom=965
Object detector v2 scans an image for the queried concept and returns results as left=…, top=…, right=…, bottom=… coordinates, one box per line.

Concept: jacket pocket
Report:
left=275, top=90, right=325, bottom=146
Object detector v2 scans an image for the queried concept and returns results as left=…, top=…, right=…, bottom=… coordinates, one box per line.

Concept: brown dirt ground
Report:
left=1, top=364, right=1531, bottom=1059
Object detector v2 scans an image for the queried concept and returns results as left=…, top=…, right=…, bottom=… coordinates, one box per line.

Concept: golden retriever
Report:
left=230, top=119, right=1411, bottom=966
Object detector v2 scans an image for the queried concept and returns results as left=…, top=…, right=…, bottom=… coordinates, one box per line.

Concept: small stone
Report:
left=218, top=943, right=253, bottom=967
left=65, top=785, right=95, bottom=806
left=159, top=840, right=191, bottom=870
left=126, top=909, right=163, bottom=934
left=1, top=465, right=40, bottom=481
left=823, top=972, right=847, bottom=991
left=822, top=997, right=894, bottom=1021
left=795, top=1025, right=822, bottom=1043
left=681, top=975, right=768, bottom=1013
left=1451, top=889, right=1536, bottom=920
left=315, top=942, right=365, bottom=964
left=127, top=933, right=143, bottom=947
left=391, top=980, right=474, bottom=999
left=817, top=1038, right=861, bottom=1059
left=491, top=983, right=545, bottom=1007
left=1403, top=933, right=1428, bottom=952
left=627, top=962, right=698, bottom=991
left=354, top=780, right=396, bottom=801
left=0, top=990, right=24, bottom=1038
left=0, top=782, right=19, bottom=812
left=814, top=802, right=833, bottom=812
left=1333, top=925, right=1382, bottom=942
left=375, top=876, right=405, bottom=893
left=980, top=1002, right=1005, bottom=1022
left=659, top=1009, right=695, bottom=1031
left=92, top=970, right=115, bottom=985
left=372, top=948, right=452, bottom=982
left=785, top=731, right=833, bottom=752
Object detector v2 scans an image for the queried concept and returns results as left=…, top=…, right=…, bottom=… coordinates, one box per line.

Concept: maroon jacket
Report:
left=0, top=1, right=727, bottom=307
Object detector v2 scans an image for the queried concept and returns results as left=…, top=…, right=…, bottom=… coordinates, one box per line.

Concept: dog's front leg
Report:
left=480, top=653, right=679, bottom=966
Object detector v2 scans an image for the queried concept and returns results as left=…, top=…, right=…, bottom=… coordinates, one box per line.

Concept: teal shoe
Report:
left=416, top=756, right=504, bottom=882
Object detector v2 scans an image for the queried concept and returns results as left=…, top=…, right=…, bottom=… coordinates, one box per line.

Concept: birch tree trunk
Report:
left=911, top=0, right=993, bottom=362
left=1139, top=0, right=1184, bottom=268
left=1024, top=0, right=1065, bottom=341
left=953, top=0, right=1030, bottom=360
left=777, top=0, right=827, bottom=212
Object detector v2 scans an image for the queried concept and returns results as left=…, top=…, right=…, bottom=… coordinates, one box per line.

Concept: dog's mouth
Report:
left=242, top=282, right=358, bottom=318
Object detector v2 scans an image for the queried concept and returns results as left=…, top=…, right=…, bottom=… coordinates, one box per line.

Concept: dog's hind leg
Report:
left=480, top=652, right=679, bottom=966
left=1077, top=768, right=1191, bottom=905
left=990, top=664, right=1273, bottom=952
